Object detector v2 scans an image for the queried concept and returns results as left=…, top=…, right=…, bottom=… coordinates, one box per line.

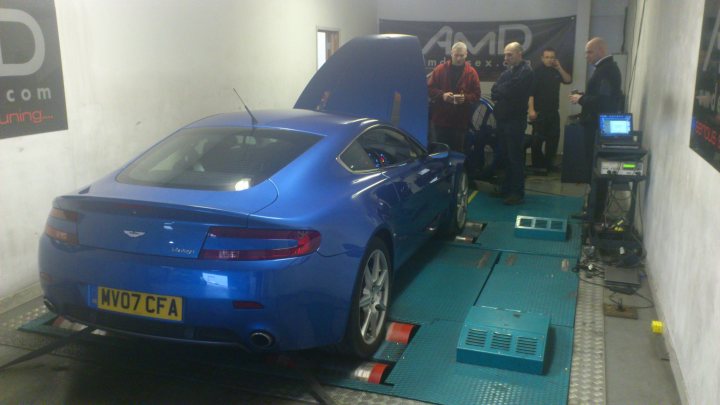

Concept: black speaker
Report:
left=561, top=123, right=591, bottom=183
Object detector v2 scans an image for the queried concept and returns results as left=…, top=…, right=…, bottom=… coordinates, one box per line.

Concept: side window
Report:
left=339, top=141, right=377, bottom=171
left=339, top=127, right=425, bottom=172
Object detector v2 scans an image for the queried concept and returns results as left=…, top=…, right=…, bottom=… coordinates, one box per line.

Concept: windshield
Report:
left=117, top=127, right=321, bottom=191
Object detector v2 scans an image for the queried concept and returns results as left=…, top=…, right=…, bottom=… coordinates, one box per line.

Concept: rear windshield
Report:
left=117, top=127, right=320, bottom=191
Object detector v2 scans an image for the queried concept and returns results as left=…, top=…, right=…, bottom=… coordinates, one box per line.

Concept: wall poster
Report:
left=379, top=16, right=576, bottom=82
left=0, top=0, right=67, bottom=139
left=692, top=0, right=720, bottom=172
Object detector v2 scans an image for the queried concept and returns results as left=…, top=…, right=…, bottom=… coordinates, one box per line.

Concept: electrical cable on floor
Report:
left=595, top=247, right=644, bottom=268
left=603, top=187, right=629, bottom=227
left=575, top=273, right=608, bottom=289
left=573, top=261, right=654, bottom=309
left=609, top=291, right=654, bottom=309
left=0, top=325, right=96, bottom=372
left=572, top=263, right=606, bottom=284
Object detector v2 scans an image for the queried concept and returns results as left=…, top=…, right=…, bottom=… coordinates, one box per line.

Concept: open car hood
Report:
left=294, top=34, right=429, bottom=146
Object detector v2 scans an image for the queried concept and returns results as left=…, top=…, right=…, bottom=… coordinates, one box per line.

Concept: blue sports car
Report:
left=39, top=35, right=469, bottom=358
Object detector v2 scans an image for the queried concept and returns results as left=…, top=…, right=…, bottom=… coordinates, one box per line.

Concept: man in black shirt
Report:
left=528, top=47, right=572, bottom=173
left=490, top=42, right=534, bottom=205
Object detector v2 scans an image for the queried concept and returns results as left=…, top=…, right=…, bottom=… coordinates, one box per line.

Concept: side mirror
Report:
left=428, top=142, right=450, bottom=159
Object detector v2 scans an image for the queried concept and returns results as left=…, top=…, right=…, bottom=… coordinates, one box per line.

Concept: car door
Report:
left=353, top=127, right=448, bottom=264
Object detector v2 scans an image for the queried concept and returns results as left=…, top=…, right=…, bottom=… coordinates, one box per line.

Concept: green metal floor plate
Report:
left=475, top=221, right=582, bottom=259
left=468, top=193, right=584, bottom=223
left=476, top=254, right=579, bottom=328
left=390, top=243, right=497, bottom=324
left=373, top=340, right=407, bottom=363
left=385, top=320, right=573, bottom=405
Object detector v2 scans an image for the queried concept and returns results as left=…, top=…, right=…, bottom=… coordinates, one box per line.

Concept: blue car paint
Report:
left=39, top=35, right=466, bottom=352
left=39, top=236, right=358, bottom=349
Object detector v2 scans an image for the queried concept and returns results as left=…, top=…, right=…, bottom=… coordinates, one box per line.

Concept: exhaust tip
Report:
left=249, top=331, right=274, bottom=348
left=43, top=298, right=57, bottom=314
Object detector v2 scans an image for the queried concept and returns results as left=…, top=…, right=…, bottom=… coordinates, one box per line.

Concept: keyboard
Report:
left=599, top=144, right=640, bottom=149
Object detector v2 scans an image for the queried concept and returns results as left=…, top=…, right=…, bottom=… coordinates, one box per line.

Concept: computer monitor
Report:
left=598, top=114, right=635, bottom=145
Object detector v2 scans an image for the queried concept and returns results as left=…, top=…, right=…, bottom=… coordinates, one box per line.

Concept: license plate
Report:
left=95, top=286, right=183, bottom=321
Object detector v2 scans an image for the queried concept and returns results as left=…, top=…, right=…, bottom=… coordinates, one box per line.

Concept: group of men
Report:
left=427, top=37, right=623, bottom=206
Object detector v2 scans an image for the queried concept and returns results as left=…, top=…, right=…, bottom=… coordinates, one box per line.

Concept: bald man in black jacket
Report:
left=569, top=37, right=624, bottom=179
left=570, top=37, right=624, bottom=221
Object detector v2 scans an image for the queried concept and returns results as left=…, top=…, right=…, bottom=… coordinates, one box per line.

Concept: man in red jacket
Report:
left=428, top=42, right=481, bottom=154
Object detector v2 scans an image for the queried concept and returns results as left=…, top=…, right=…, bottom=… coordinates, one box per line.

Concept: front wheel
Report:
left=440, top=169, right=469, bottom=237
left=341, top=237, right=391, bottom=358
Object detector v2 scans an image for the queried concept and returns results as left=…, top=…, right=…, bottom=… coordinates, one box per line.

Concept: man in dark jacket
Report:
left=428, top=42, right=482, bottom=154
left=569, top=37, right=623, bottom=176
left=569, top=37, right=624, bottom=221
left=491, top=42, right=534, bottom=205
left=528, top=47, right=572, bottom=173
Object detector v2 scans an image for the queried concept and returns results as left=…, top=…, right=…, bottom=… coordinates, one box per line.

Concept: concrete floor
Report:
left=0, top=171, right=681, bottom=404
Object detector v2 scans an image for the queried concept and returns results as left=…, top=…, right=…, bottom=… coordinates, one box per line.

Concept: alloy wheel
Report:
left=357, top=248, right=390, bottom=344
left=455, top=171, right=469, bottom=228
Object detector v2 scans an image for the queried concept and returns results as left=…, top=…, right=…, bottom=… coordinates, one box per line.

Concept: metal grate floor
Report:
left=568, top=272, right=607, bottom=404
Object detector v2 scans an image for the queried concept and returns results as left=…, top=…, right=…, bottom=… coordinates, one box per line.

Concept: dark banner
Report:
left=0, top=0, right=67, bottom=139
left=380, top=16, right=576, bottom=81
left=691, top=1, right=720, bottom=172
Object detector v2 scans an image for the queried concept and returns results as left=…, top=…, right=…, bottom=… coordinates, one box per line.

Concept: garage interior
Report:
left=0, top=1, right=716, bottom=404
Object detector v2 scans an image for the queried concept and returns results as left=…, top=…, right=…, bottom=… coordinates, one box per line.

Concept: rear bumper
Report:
left=38, top=236, right=359, bottom=351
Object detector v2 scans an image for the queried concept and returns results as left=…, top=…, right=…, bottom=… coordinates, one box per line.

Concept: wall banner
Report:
left=0, top=0, right=67, bottom=139
left=379, top=16, right=576, bottom=81
left=691, top=1, right=720, bottom=172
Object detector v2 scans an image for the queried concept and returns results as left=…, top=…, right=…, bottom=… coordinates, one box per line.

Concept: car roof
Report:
left=185, top=109, right=376, bottom=139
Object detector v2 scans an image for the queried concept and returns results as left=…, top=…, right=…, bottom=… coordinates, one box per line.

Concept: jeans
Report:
left=497, top=118, right=528, bottom=197
left=530, top=110, right=560, bottom=169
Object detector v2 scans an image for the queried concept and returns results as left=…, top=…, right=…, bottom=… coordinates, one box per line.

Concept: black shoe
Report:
left=474, top=169, right=496, bottom=183
left=474, top=173, right=495, bottom=182
left=571, top=212, right=591, bottom=221
left=503, top=195, right=525, bottom=205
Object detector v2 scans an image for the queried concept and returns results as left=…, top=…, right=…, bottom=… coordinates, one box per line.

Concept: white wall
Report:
left=590, top=0, right=630, bottom=93
left=0, top=0, right=377, bottom=310
left=626, top=1, right=719, bottom=404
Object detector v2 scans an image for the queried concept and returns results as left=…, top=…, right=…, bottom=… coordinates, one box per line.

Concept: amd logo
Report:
left=0, top=1, right=67, bottom=138
left=422, top=24, right=533, bottom=56
left=0, top=8, right=53, bottom=104
left=0, top=8, right=46, bottom=77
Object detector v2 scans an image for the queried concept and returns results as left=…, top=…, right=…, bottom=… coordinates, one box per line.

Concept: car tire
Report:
left=440, top=168, right=469, bottom=237
left=341, top=237, right=391, bottom=358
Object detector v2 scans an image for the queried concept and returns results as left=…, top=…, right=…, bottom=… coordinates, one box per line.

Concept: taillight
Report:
left=200, top=228, right=321, bottom=260
left=45, top=207, right=79, bottom=245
